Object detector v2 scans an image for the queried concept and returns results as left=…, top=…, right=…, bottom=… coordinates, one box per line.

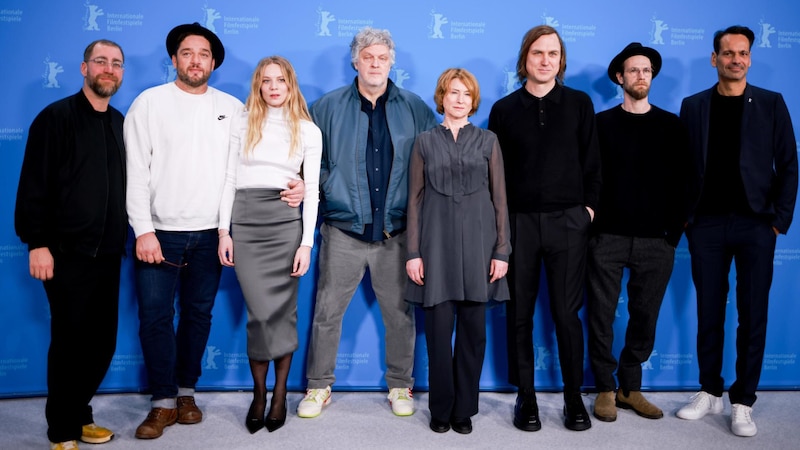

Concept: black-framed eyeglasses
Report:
left=161, top=259, right=188, bottom=268
left=86, top=58, right=125, bottom=70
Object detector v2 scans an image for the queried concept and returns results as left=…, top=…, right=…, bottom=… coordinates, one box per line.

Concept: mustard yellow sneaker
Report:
left=80, top=423, right=114, bottom=444
left=50, top=440, right=79, bottom=450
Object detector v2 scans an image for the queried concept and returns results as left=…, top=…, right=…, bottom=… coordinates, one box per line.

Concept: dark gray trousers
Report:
left=587, top=234, right=675, bottom=392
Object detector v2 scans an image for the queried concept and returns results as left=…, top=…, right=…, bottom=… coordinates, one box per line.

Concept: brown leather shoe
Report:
left=593, top=391, right=617, bottom=422
left=616, top=390, right=663, bottom=419
left=177, top=396, right=203, bottom=424
left=135, top=407, right=177, bottom=439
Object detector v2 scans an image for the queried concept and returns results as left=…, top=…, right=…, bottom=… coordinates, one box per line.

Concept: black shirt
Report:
left=594, top=104, right=689, bottom=245
left=488, top=83, right=601, bottom=213
left=99, top=110, right=127, bottom=254
left=696, top=90, right=750, bottom=216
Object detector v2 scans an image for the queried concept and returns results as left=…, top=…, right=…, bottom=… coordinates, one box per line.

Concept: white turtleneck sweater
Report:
left=219, top=107, right=322, bottom=248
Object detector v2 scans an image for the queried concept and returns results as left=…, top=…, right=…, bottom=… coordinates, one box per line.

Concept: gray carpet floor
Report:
left=0, top=390, right=794, bottom=449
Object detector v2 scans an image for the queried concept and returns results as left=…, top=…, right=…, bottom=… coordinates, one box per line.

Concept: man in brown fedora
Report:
left=587, top=42, right=689, bottom=422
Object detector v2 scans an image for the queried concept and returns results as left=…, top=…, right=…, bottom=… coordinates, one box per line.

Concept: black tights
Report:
left=248, top=353, right=293, bottom=419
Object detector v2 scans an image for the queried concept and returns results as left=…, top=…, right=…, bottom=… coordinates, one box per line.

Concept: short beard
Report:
left=178, top=70, right=211, bottom=88
left=624, top=84, right=649, bottom=101
left=88, top=76, right=120, bottom=98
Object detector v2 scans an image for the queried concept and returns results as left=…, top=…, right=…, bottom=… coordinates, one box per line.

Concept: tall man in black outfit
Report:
left=488, top=25, right=601, bottom=432
left=675, top=25, right=797, bottom=438
left=15, top=39, right=127, bottom=450
left=587, top=43, right=688, bottom=423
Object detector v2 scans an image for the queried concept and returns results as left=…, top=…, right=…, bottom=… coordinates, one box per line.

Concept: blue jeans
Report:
left=135, top=229, right=222, bottom=401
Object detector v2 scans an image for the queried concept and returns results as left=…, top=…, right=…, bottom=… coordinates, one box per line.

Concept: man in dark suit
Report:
left=676, top=25, right=798, bottom=438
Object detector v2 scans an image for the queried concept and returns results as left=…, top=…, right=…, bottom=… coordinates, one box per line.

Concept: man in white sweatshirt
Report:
left=124, top=22, right=303, bottom=440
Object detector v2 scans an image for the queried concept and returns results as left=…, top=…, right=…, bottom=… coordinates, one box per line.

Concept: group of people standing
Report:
left=14, top=20, right=796, bottom=450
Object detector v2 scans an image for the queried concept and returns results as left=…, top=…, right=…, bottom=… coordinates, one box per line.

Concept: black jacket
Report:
left=680, top=83, right=798, bottom=233
left=15, top=89, right=127, bottom=256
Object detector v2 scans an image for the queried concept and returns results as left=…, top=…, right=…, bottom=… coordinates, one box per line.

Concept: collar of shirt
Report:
left=519, top=81, right=563, bottom=108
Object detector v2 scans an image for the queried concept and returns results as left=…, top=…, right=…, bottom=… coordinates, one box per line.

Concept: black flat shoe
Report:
left=429, top=418, right=450, bottom=433
left=265, top=398, right=287, bottom=433
left=245, top=399, right=265, bottom=434
left=514, top=389, right=542, bottom=432
left=450, top=417, right=472, bottom=434
left=564, top=393, right=592, bottom=431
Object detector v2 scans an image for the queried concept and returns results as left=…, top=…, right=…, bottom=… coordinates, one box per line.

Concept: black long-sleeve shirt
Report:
left=488, top=83, right=601, bottom=214
left=593, top=105, right=689, bottom=246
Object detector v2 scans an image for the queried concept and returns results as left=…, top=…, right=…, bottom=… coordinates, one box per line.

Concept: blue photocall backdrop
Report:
left=0, top=0, right=798, bottom=397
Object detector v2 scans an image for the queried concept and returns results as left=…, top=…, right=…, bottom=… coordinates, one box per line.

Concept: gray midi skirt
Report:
left=232, top=189, right=302, bottom=361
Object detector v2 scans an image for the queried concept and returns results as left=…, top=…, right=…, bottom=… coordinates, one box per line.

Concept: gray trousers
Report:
left=306, top=223, right=416, bottom=389
left=587, top=234, right=675, bottom=392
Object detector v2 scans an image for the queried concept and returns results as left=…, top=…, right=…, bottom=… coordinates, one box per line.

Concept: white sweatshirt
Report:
left=219, top=107, right=322, bottom=248
left=125, top=82, right=243, bottom=237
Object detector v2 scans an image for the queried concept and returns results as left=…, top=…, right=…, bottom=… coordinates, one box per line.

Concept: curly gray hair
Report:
left=350, top=26, right=396, bottom=69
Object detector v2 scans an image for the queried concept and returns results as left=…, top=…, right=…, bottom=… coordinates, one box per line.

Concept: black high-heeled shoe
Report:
left=245, top=398, right=266, bottom=434
left=265, top=398, right=287, bottom=432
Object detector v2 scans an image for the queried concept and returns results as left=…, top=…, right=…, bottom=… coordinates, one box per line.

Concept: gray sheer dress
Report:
left=405, top=123, right=511, bottom=307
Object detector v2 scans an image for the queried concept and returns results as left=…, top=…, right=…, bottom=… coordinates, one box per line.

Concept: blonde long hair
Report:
left=243, top=56, right=311, bottom=157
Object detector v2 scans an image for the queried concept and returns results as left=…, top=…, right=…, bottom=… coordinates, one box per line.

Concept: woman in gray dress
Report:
left=218, top=56, right=321, bottom=433
left=405, top=68, right=510, bottom=434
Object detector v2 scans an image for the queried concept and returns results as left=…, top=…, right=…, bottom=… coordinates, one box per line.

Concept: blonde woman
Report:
left=218, top=56, right=321, bottom=433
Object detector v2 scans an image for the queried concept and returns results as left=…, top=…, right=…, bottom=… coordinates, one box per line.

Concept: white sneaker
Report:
left=296, top=386, right=332, bottom=418
left=676, top=391, right=723, bottom=420
left=387, top=387, right=414, bottom=416
left=731, top=403, right=757, bottom=437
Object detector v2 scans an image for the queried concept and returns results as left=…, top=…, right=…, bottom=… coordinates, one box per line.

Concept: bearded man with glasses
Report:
left=587, top=42, right=689, bottom=424
left=15, top=39, right=127, bottom=450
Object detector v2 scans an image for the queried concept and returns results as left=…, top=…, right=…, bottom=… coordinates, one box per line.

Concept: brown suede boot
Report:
left=593, top=391, right=617, bottom=422
left=616, top=390, right=663, bottom=419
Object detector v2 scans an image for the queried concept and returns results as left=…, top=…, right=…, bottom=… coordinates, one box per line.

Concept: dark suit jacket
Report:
left=680, top=83, right=798, bottom=233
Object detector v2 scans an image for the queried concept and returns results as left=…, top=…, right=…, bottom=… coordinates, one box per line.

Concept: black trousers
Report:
left=587, top=234, right=675, bottom=392
left=506, top=207, right=590, bottom=392
left=43, top=249, right=121, bottom=443
left=687, top=215, right=776, bottom=407
left=425, top=300, right=486, bottom=422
